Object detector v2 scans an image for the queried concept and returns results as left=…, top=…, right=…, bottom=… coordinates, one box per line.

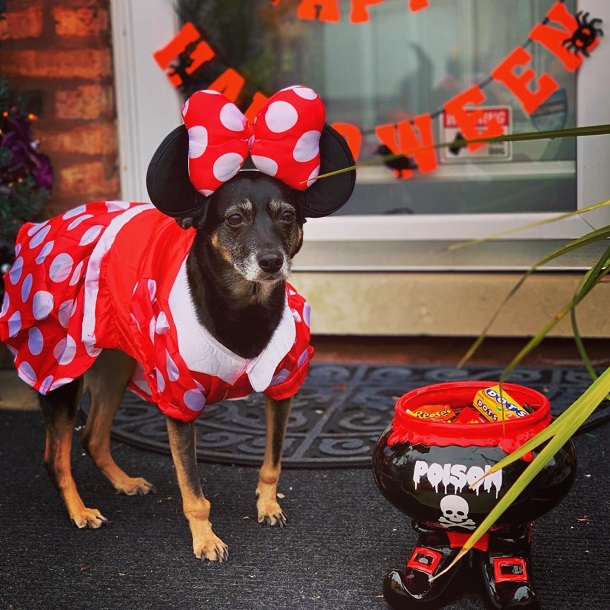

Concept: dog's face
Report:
left=202, top=172, right=304, bottom=283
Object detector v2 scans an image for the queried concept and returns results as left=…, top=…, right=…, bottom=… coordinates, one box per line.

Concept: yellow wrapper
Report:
left=473, top=385, right=529, bottom=422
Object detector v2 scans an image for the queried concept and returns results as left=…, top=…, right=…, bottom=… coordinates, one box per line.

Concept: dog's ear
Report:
left=147, top=120, right=356, bottom=221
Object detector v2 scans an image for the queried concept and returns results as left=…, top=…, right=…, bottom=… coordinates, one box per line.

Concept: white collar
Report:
left=168, top=260, right=296, bottom=391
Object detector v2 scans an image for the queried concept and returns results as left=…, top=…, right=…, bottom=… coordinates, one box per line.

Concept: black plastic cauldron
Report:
left=372, top=381, right=576, bottom=610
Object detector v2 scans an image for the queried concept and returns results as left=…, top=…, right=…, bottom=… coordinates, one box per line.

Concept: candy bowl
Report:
left=372, top=381, right=576, bottom=610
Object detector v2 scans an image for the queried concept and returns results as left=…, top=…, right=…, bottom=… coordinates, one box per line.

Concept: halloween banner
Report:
left=153, top=0, right=603, bottom=181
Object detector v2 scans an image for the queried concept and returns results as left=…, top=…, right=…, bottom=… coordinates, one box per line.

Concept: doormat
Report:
left=80, top=363, right=610, bottom=469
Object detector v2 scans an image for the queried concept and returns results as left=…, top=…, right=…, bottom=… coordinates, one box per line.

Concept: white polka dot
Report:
left=188, top=125, right=208, bottom=159
left=67, top=214, right=94, bottom=230
left=35, top=240, right=54, bottom=264
left=181, top=98, right=190, bottom=116
left=264, top=101, right=298, bottom=133
left=251, top=155, right=278, bottom=177
left=50, top=378, right=73, bottom=392
left=148, top=280, right=157, bottom=301
left=58, top=299, right=75, bottom=329
left=0, top=292, right=9, bottom=317
left=129, top=312, right=142, bottom=333
left=18, top=361, right=37, bottom=384
left=63, top=204, right=87, bottom=220
left=184, top=389, right=205, bottom=412
left=29, top=225, right=51, bottom=248
left=79, top=225, right=103, bottom=246
left=28, top=327, right=44, bottom=355
left=219, top=102, right=247, bottom=132
left=149, top=317, right=156, bottom=344
left=293, top=87, right=317, bottom=100
left=134, top=379, right=152, bottom=395
left=40, top=375, right=54, bottom=394
left=105, top=200, right=130, bottom=212
left=69, top=260, right=84, bottom=286
left=155, top=311, right=169, bottom=334
left=293, top=130, right=321, bottom=162
left=155, top=369, right=166, bottom=392
left=53, top=335, right=77, bottom=366
left=213, top=152, right=244, bottom=182
left=21, top=274, right=33, bottom=302
left=297, top=347, right=309, bottom=367
left=27, top=220, right=49, bottom=236
left=9, top=257, right=24, bottom=285
left=270, top=368, right=290, bottom=387
left=8, top=311, right=21, bottom=337
left=303, top=302, right=311, bottom=327
left=306, top=165, right=320, bottom=187
left=49, top=253, right=74, bottom=283
left=166, top=350, right=180, bottom=381
left=14, top=243, right=21, bottom=256
left=32, top=291, right=54, bottom=320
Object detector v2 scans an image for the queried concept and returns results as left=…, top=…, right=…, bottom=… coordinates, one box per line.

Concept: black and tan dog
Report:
left=0, top=88, right=354, bottom=561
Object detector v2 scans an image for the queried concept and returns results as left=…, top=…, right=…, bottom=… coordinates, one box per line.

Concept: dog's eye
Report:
left=281, top=210, right=295, bottom=223
left=226, top=213, right=244, bottom=227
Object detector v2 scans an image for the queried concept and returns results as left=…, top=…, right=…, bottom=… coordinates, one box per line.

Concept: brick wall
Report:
left=0, top=0, right=120, bottom=216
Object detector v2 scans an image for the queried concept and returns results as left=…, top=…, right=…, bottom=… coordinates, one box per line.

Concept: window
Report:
left=112, top=0, right=610, bottom=247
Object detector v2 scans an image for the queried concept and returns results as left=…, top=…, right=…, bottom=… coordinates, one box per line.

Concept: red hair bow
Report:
left=182, top=86, right=325, bottom=195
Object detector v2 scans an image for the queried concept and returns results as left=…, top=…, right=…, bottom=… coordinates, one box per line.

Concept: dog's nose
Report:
left=258, top=252, right=284, bottom=274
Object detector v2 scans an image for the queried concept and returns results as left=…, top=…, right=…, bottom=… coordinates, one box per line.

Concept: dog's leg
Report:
left=166, top=416, right=229, bottom=561
left=256, top=396, right=293, bottom=526
left=82, top=349, right=155, bottom=495
left=40, top=377, right=109, bottom=528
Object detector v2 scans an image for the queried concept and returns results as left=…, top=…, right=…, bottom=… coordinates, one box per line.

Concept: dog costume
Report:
left=0, top=86, right=355, bottom=422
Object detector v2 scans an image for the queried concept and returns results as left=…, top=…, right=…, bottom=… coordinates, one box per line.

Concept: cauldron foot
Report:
left=476, top=524, right=540, bottom=610
left=382, top=522, right=466, bottom=609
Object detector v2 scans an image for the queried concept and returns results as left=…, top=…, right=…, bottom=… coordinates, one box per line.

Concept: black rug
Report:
left=81, top=363, right=610, bottom=468
left=1, top=410, right=609, bottom=610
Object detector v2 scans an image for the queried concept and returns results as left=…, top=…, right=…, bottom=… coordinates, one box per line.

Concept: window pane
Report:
left=179, top=0, right=577, bottom=216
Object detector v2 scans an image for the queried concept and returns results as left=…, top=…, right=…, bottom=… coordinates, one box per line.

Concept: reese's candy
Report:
left=406, top=404, right=457, bottom=422
left=473, top=385, right=529, bottom=422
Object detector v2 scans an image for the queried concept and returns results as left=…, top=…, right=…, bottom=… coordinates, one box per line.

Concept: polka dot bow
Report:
left=182, top=86, right=325, bottom=196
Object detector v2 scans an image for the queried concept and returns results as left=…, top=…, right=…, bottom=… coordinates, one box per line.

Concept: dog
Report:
left=0, top=86, right=355, bottom=561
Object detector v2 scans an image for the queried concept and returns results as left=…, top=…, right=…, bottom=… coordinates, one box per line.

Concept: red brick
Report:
left=0, top=49, right=112, bottom=79
left=53, top=7, right=108, bottom=38
left=55, top=85, right=114, bottom=120
left=37, top=124, right=117, bottom=156
left=58, top=161, right=119, bottom=197
left=0, top=7, right=44, bottom=40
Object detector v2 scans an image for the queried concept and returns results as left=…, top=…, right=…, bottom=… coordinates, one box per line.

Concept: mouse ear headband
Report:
left=146, top=85, right=355, bottom=219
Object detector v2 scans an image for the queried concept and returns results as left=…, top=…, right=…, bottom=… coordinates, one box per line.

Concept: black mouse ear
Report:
left=300, top=124, right=356, bottom=218
left=146, top=125, right=208, bottom=220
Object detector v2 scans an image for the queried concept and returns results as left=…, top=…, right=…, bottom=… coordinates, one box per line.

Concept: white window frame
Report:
left=110, top=0, right=610, bottom=245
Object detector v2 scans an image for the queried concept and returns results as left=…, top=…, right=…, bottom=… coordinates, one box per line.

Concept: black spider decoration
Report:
left=563, top=11, right=603, bottom=57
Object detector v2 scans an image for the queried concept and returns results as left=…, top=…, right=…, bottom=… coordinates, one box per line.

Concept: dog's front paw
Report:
left=193, top=533, right=229, bottom=562
left=256, top=490, right=287, bottom=527
left=70, top=507, right=110, bottom=529
left=114, top=476, right=156, bottom=496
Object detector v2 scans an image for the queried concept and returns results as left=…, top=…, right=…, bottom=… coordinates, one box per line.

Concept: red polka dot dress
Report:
left=0, top=202, right=313, bottom=423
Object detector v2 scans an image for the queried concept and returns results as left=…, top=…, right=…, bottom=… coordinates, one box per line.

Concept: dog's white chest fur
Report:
left=168, top=260, right=297, bottom=392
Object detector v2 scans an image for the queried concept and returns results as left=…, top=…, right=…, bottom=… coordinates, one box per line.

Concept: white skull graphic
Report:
left=438, top=494, right=476, bottom=530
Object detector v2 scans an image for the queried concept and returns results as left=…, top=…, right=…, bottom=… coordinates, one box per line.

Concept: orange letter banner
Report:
left=375, top=113, right=437, bottom=178
left=297, top=0, right=340, bottom=23
left=153, top=22, right=215, bottom=89
left=409, top=0, right=429, bottom=11
left=529, top=1, right=588, bottom=72
left=331, top=122, right=363, bottom=161
left=491, top=46, right=559, bottom=115
left=443, top=86, right=504, bottom=152
left=351, top=0, right=384, bottom=24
